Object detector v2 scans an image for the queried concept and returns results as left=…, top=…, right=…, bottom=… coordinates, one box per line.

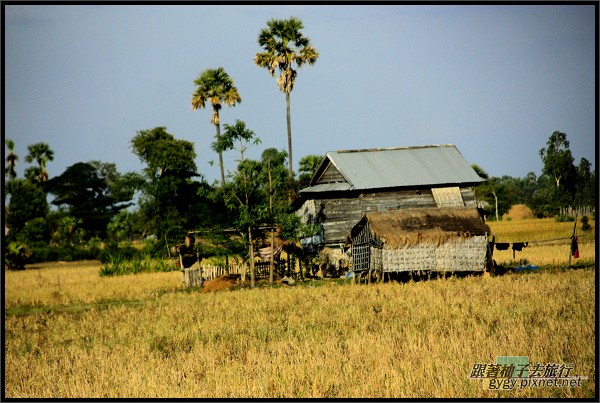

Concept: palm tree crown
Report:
left=192, top=67, right=241, bottom=186
left=5, top=139, right=18, bottom=180
left=25, top=142, right=54, bottom=182
left=254, top=17, right=319, bottom=94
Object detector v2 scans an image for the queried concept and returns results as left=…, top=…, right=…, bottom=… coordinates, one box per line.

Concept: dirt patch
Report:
left=201, top=275, right=240, bottom=293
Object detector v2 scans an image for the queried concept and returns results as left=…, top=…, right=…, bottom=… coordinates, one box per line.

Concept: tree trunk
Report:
left=249, top=226, right=255, bottom=288
left=285, top=91, right=293, bottom=180
left=493, top=191, right=499, bottom=221
left=215, top=121, right=225, bottom=187
left=268, top=159, right=274, bottom=284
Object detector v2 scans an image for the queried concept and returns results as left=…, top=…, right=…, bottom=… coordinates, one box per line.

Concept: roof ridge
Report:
left=334, top=144, right=455, bottom=154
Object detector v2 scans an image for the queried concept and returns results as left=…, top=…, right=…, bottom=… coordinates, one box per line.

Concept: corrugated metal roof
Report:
left=300, top=144, right=484, bottom=193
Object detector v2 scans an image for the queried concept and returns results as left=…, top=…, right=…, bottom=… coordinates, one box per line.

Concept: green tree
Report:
left=25, top=142, right=54, bottom=182
left=213, top=119, right=262, bottom=165
left=539, top=131, right=577, bottom=211
left=107, top=210, right=147, bottom=243
left=573, top=157, right=595, bottom=208
left=21, top=217, right=50, bottom=245
left=192, top=67, right=242, bottom=187
left=221, top=126, right=264, bottom=287
left=224, top=160, right=267, bottom=288
left=5, top=179, right=49, bottom=237
left=297, top=154, right=322, bottom=189
left=254, top=17, right=319, bottom=181
left=260, top=148, right=289, bottom=283
left=55, top=216, right=82, bottom=246
left=5, top=139, right=18, bottom=181
left=529, top=175, right=554, bottom=217
left=131, top=127, right=201, bottom=243
left=45, top=162, right=139, bottom=240
left=472, top=164, right=510, bottom=221
left=24, top=166, right=43, bottom=184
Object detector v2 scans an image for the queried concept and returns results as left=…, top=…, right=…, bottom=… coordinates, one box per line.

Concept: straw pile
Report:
left=364, top=208, right=490, bottom=248
left=502, top=204, right=534, bottom=220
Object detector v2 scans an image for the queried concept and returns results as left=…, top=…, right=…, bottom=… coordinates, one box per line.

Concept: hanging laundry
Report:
left=495, top=243, right=510, bottom=251
left=512, top=242, right=528, bottom=259
left=511, top=242, right=528, bottom=251
left=571, top=236, right=580, bottom=258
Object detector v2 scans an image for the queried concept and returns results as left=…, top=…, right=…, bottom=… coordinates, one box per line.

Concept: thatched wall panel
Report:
left=379, top=236, right=487, bottom=272
left=350, top=208, right=489, bottom=273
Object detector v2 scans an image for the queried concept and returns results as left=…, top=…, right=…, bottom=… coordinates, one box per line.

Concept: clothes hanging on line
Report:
left=511, top=242, right=529, bottom=251
left=512, top=242, right=529, bottom=259
left=495, top=243, right=510, bottom=251
left=571, top=236, right=580, bottom=258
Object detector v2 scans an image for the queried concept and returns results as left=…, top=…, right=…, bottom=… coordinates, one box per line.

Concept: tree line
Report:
left=472, top=131, right=595, bottom=221
left=5, top=129, right=594, bottom=273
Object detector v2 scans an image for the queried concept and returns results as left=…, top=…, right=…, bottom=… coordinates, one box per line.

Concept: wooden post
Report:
left=179, top=250, right=186, bottom=287
left=268, top=159, right=275, bottom=285
left=197, top=251, right=203, bottom=287
left=249, top=226, right=256, bottom=288
left=569, top=215, right=577, bottom=266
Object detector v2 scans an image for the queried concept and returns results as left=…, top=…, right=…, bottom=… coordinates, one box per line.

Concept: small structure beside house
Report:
left=349, top=208, right=491, bottom=277
left=296, top=144, right=486, bottom=254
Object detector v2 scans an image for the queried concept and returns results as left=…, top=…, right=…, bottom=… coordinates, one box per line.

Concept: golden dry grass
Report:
left=4, top=218, right=596, bottom=398
left=487, top=218, right=595, bottom=266
left=4, top=260, right=181, bottom=309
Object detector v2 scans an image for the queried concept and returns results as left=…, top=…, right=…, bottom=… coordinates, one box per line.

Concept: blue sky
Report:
left=4, top=4, right=596, bottom=186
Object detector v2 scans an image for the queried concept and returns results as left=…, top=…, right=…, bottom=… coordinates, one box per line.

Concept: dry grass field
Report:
left=487, top=217, right=595, bottom=266
left=4, top=218, right=596, bottom=398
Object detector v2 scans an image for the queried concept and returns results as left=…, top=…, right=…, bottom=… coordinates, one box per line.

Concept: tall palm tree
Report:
left=25, top=142, right=54, bottom=182
left=192, top=67, right=241, bottom=187
left=254, top=16, right=319, bottom=180
left=5, top=139, right=18, bottom=180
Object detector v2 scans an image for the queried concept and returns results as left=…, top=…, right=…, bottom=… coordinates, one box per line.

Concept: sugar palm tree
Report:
left=25, top=142, right=54, bottom=182
left=254, top=17, right=319, bottom=180
left=192, top=67, right=241, bottom=187
left=5, top=139, right=18, bottom=180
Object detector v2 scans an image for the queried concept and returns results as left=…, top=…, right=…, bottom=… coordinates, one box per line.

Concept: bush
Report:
left=27, top=244, right=102, bottom=264
left=20, top=218, right=50, bottom=244
left=99, top=243, right=139, bottom=263
left=581, top=216, right=591, bottom=231
left=5, top=242, right=32, bottom=270
left=555, top=215, right=575, bottom=223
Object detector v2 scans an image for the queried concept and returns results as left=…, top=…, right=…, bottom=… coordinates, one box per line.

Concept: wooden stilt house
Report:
left=349, top=208, right=491, bottom=276
left=296, top=144, right=486, bottom=253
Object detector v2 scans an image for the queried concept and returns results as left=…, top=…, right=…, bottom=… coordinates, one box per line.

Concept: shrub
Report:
left=99, top=244, right=139, bottom=263
left=555, top=215, right=575, bottom=223
left=99, top=252, right=126, bottom=276
left=5, top=242, right=32, bottom=270
left=26, top=244, right=102, bottom=264
left=99, top=253, right=179, bottom=277
left=581, top=216, right=591, bottom=231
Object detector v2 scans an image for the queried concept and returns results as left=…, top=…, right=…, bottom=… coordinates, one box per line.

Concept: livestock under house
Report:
left=349, top=208, right=491, bottom=279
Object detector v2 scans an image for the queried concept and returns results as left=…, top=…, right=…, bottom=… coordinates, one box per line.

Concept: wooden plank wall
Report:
left=316, top=162, right=345, bottom=183
left=319, top=189, right=438, bottom=244
left=314, top=187, right=477, bottom=244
